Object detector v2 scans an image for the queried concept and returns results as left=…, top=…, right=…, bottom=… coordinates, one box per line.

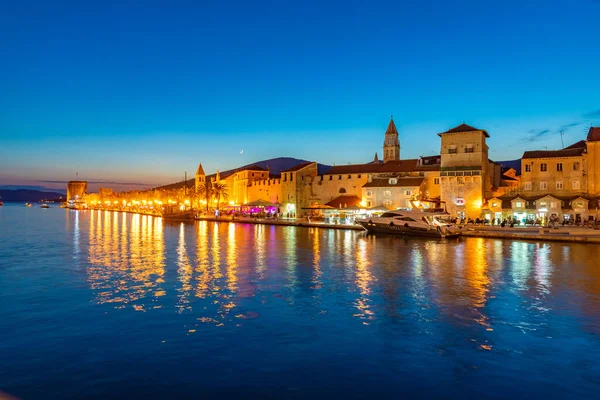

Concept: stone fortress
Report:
left=192, top=119, right=600, bottom=223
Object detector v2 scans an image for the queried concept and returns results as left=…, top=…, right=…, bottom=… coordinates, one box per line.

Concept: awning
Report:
left=243, top=199, right=278, bottom=207
left=302, top=204, right=335, bottom=210
left=367, top=204, right=390, bottom=212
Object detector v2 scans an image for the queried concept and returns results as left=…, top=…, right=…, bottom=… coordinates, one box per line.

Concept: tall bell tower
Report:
left=195, top=163, right=206, bottom=192
left=383, top=117, right=400, bottom=162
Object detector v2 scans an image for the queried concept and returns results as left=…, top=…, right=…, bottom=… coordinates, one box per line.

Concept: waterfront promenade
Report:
left=80, top=207, right=600, bottom=243
left=196, top=214, right=600, bottom=243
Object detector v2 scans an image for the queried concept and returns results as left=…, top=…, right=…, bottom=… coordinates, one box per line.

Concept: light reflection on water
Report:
left=2, top=206, right=600, bottom=399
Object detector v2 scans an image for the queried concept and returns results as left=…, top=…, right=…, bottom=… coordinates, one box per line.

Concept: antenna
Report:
left=560, top=130, right=565, bottom=148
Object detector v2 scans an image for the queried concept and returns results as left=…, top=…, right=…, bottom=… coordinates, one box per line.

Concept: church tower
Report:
left=383, top=117, right=400, bottom=162
left=195, top=163, right=206, bottom=192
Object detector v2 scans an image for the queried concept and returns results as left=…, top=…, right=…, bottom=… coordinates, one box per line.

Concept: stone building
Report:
left=481, top=126, right=600, bottom=224
left=520, top=141, right=586, bottom=196
left=438, top=124, right=495, bottom=218
left=67, top=181, right=88, bottom=201
left=362, top=177, right=425, bottom=209
left=281, top=162, right=319, bottom=216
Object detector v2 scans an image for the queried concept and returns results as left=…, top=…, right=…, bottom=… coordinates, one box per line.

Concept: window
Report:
left=457, top=177, right=464, bottom=184
left=366, top=190, right=373, bottom=196
left=556, top=163, right=563, bottom=172
left=383, top=200, right=392, bottom=207
left=573, top=162, right=580, bottom=171
left=358, top=174, right=361, bottom=178
left=556, top=181, right=563, bottom=190
left=405, top=190, right=412, bottom=196
left=384, top=190, right=391, bottom=197
left=540, top=181, right=547, bottom=190
left=252, top=173, right=254, bottom=177
left=541, top=163, right=547, bottom=172
left=434, top=177, right=440, bottom=185
left=448, top=145, right=457, bottom=154
left=339, top=188, right=346, bottom=194
left=573, top=180, right=580, bottom=190
left=465, top=144, right=474, bottom=153
left=515, top=201, right=523, bottom=208
left=539, top=202, right=548, bottom=208
left=348, top=175, right=351, bottom=179
left=367, top=200, right=372, bottom=207
left=389, top=178, right=397, bottom=185
left=550, top=202, right=557, bottom=208
left=456, top=198, right=465, bottom=206
left=492, top=202, right=499, bottom=208
left=284, top=174, right=287, bottom=182
left=525, top=164, right=531, bottom=172
left=329, top=175, right=332, bottom=181
left=576, top=202, right=583, bottom=208
left=338, top=175, right=342, bottom=180
left=524, top=182, right=532, bottom=190
left=290, top=173, right=293, bottom=181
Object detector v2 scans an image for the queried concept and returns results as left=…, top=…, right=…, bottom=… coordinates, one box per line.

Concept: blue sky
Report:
left=1, top=0, right=599, bottom=191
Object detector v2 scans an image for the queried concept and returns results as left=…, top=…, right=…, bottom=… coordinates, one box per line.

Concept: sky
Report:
left=1, top=0, right=599, bottom=192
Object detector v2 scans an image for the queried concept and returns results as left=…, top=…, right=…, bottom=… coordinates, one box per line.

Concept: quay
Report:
left=195, top=215, right=364, bottom=230
left=78, top=208, right=600, bottom=242
left=461, top=225, right=600, bottom=244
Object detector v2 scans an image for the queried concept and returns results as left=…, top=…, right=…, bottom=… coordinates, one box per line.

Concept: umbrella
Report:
left=244, top=199, right=276, bottom=207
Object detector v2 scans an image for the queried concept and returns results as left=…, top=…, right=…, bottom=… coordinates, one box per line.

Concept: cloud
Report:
left=583, top=109, right=600, bottom=118
left=559, top=122, right=581, bottom=131
left=522, top=128, right=552, bottom=143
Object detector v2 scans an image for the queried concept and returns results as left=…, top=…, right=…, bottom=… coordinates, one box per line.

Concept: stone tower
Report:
left=438, top=123, right=490, bottom=219
left=194, top=163, right=206, bottom=192
left=383, top=117, right=400, bottom=162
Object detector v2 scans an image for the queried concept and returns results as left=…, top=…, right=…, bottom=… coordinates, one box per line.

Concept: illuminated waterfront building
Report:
left=67, top=180, right=88, bottom=201
left=483, top=126, right=600, bottom=223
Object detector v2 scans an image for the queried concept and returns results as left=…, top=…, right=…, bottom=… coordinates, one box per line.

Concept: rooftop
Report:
left=325, top=195, right=362, bottom=208
left=385, top=118, right=398, bottom=135
left=281, top=161, right=314, bottom=173
left=325, top=159, right=419, bottom=175
left=363, top=177, right=424, bottom=188
left=587, top=127, right=600, bottom=142
left=438, top=123, right=490, bottom=138
left=522, top=144, right=586, bottom=159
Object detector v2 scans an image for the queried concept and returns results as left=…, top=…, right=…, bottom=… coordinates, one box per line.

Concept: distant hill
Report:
left=156, top=157, right=332, bottom=191
left=0, top=189, right=65, bottom=202
left=497, top=159, right=521, bottom=175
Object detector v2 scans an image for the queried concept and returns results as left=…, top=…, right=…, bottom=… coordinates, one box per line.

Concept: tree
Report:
left=212, top=182, right=229, bottom=211
left=197, top=182, right=213, bottom=214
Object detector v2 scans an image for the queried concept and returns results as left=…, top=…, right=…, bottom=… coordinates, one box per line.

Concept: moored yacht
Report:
left=357, top=201, right=461, bottom=238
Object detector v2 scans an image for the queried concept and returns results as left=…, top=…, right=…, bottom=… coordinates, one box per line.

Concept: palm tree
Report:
left=212, top=182, right=229, bottom=211
left=197, top=182, right=213, bottom=214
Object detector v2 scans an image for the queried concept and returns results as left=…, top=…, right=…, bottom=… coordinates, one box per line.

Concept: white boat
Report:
left=40, top=203, right=50, bottom=208
left=357, top=201, right=461, bottom=238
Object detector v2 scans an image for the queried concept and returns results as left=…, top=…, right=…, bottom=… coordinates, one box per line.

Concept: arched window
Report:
left=339, top=188, right=346, bottom=194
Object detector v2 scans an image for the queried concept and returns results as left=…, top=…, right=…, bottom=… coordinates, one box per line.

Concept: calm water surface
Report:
left=1, top=205, right=600, bottom=399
